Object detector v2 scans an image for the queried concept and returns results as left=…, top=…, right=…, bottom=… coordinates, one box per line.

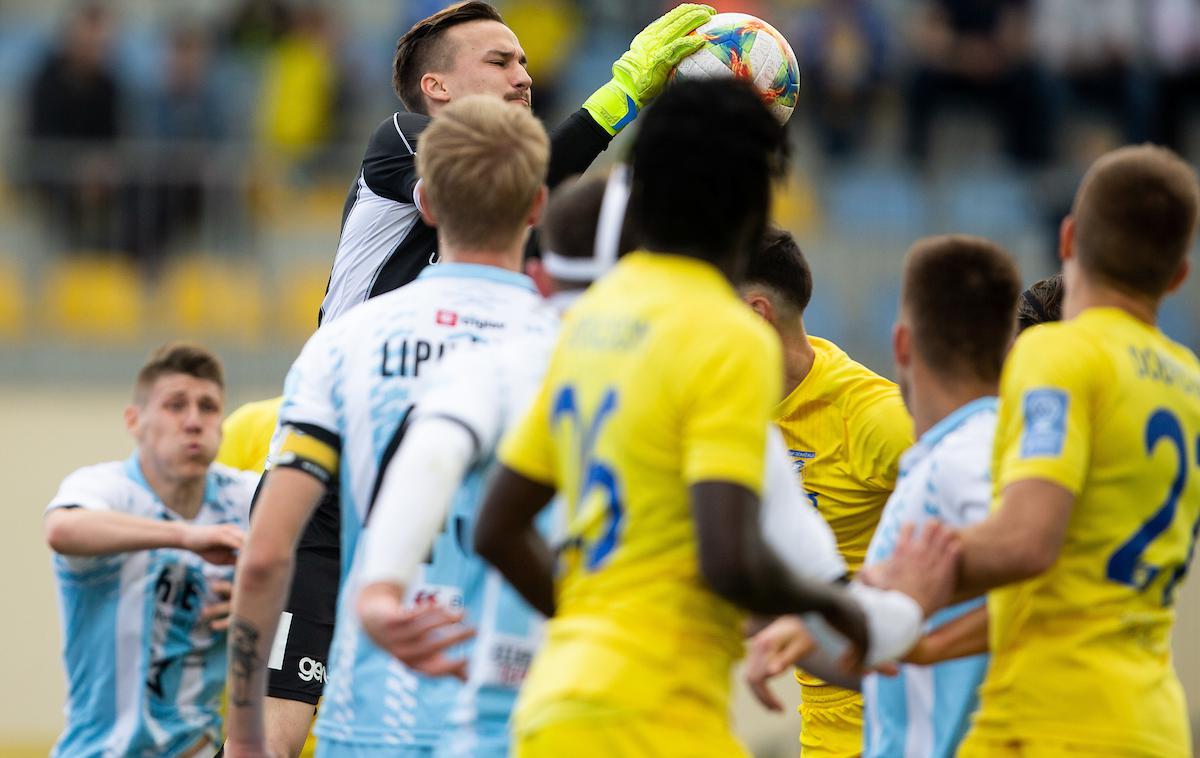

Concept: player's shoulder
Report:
left=206, top=462, right=261, bottom=502
left=368, top=111, right=431, bottom=153
left=813, top=336, right=906, bottom=419
left=929, top=402, right=998, bottom=477
left=58, top=460, right=130, bottom=491
left=1007, top=317, right=1113, bottom=383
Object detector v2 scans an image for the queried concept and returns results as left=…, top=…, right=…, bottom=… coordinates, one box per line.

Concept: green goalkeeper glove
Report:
left=583, top=3, right=716, bottom=136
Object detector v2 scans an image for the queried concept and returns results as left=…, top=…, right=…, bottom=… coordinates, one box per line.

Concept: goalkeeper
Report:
left=319, top=0, right=715, bottom=323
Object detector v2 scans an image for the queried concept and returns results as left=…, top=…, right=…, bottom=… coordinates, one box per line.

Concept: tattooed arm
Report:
left=225, top=468, right=326, bottom=756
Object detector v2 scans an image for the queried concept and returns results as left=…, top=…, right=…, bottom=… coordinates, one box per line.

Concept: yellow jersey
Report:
left=499, top=252, right=782, bottom=737
left=774, top=336, right=913, bottom=574
left=216, top=396, right=283, bottom=473
left=969, top=307, right=1200, bottom=757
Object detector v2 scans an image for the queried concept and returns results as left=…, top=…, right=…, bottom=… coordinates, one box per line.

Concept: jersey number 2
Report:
left=552, top=385, right=623, bottom=571
left=1105, top=408, right=1200, bottom=606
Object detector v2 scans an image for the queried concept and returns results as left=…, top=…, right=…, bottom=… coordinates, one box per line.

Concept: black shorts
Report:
left=260, top=488, right=341, bottom=705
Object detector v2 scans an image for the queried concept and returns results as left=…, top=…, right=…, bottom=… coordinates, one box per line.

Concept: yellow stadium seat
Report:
left=0, top=257, right=28, bottom=338
left=157, top=256, right=265, bottom=344
left=277, top=260, right=328, bottom=340
left=44, top=256, right=144, bottom=342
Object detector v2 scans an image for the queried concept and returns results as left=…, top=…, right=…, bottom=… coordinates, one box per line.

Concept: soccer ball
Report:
left=672, top=12, right=801, bottom=124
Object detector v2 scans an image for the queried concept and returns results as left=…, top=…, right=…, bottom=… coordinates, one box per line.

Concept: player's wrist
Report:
left=583, top=81, right=639, bottom=136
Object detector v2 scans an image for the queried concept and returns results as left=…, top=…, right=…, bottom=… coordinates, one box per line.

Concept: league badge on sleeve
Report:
left=1020, top=388, right=1069, bottom=458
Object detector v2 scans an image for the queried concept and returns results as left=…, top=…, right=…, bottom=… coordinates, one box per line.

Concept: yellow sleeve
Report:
left=498, top=375, right=557, bottom=486
left=995, top=327, right=1105, bottom=495
left=849, top=384, right=913, bottom=492
left=678, top=314, right=782, bottom=493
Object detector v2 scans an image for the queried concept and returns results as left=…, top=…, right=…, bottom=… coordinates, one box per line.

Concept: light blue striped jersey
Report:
left=276, top=263, right=558, bottom=752
left=390, top=333, right=560, bottom=758
left=46, top=454, right=255, bottom=758
left=862, top=397, right=997, bottom=758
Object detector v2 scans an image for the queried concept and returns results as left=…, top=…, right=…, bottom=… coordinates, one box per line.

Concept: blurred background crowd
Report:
left=0, top=0, right=1198, bottom=375
left=3, top=3, right=1200, bottom=754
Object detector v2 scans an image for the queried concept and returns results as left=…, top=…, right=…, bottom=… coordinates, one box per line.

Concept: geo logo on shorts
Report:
left=1020, top=388, right=1069, bottom=458
left=298, top=657, right=326, bottom=683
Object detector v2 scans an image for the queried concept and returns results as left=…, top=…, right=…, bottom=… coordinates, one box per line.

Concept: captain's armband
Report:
left=274, top=424, right=341, bottom=486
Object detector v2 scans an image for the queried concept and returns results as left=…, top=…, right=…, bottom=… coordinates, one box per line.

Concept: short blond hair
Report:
left=417, top=96, right=549, bottom=250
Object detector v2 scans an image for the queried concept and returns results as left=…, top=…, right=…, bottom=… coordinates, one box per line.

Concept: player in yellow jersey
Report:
left=217, top=396, right=282, bottom=473
left=739, top=228, right=913, bottom=756
left=907, top=144, right=1200, bottom=757
left=472, top=79, right=878, bottom=758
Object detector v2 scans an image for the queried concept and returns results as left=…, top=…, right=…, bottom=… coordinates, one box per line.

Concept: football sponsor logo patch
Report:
left=435, top=310, right=458, bottom=326
left=788, top=449, right=815, bottom=473
left=1021, top=388, right=1068, bottom=458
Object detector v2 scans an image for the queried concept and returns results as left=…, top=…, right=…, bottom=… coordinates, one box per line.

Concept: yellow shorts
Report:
left=958, top=734, right=1178, bottom=758
left=515, top=712, right=749, bottom=758
left=798, top=683, right=863, bottom=757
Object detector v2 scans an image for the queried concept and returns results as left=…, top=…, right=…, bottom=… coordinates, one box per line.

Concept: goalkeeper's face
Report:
left=128, top=372, right=224, bottom=482
left=438, top=20, right=532, bottom=109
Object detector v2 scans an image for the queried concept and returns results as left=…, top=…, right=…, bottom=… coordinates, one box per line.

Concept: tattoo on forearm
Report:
left=228, top=618, right=262, bottom=708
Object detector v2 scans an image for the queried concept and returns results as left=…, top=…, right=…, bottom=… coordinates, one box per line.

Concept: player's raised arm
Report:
left=224, top=330, right=343, bottom=758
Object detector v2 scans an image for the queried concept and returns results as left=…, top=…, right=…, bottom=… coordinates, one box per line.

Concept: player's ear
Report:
left=1058, top=215, right=1075, bottom=265
left=526, top=185, right=549, bottom=228
left=892, top=321, right=911, bottom=370
left=743, top=291, right=774, bottom=324
left=124, top=404, right=140, bottom=437
left=415, top=181, right=437, bottom=227
left=525, top=257, right=554, bottom=298
left=1165, top=256, right=1190, bottom=295
left=421, top=72, right=451, bottom=110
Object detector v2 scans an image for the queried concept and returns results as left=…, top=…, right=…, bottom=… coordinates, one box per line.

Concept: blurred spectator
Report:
left=1033, top=0, right=1152, bottom=144
left=502, top=0, right=581, bottom=120
left=23, top=2, right=126, bottom=252
left=1151, top=0, right=1200, bottom=153
left=223, top=0, right=293, bottom=54
left=795, top=0, right=888, bottom=159
left=904, top=0, right=1053, bottom=167
left=257, top=6, right=351, bottom=180
left=127, top=23, right=227, bottom=269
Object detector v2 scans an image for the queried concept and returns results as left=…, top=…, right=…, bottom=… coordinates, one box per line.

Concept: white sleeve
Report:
left=413, top=348, right=506, bottom=458
left=847, top=582, right=925, bottom=667
left=357, top=418, right=476, bottom=587
left=46, top=465, right=125, bottom=515
left=760, top=427, right=848, bottom=583
left=277, top=327, right=342, bottom=442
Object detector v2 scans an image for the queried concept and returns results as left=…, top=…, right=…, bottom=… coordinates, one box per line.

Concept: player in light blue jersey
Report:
left=43, top=343, right=256, bottom=758
left=862, top=235, right=1021, bottom=758
left=353, top=172, right=634, bottom=757
left=223, top=96, right=558, bottom=758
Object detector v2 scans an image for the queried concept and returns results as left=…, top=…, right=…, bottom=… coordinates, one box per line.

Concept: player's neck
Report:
left=1062, top=277, right=1158, bottom=326
left=910, top=364, right=996, bottom=439
left=781, top=321, right=816, bottom=398
left=139, top=457, right=206, bottom=519
left=439, top=244, right=524, bottom=273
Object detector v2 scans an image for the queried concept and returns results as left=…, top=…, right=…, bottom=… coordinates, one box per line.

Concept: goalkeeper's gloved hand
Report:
left=583, top=3, right=716, bottom=136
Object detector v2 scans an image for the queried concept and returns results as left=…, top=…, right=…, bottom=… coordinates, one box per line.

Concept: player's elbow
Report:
left=237, top=540, right=293, bottom=590
left=473, top=521, right=506, bottom=567
left=44, top=510, right=84, bottom=555
left=1010, top=539, right=1059, bottom=580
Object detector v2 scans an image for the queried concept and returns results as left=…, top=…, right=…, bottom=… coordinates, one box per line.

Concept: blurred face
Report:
left=428, top=20, right=532, bottom=110
left=127, top=373, right=223, bottom=482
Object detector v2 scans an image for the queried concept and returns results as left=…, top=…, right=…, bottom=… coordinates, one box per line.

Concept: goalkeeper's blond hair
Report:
left=417, top=95, right=549, bottom=251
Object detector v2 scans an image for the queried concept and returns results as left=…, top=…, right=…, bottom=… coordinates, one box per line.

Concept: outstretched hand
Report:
left=744, top=615, right=815, bottom=711
left=182, top=523, right=244, bottom=565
